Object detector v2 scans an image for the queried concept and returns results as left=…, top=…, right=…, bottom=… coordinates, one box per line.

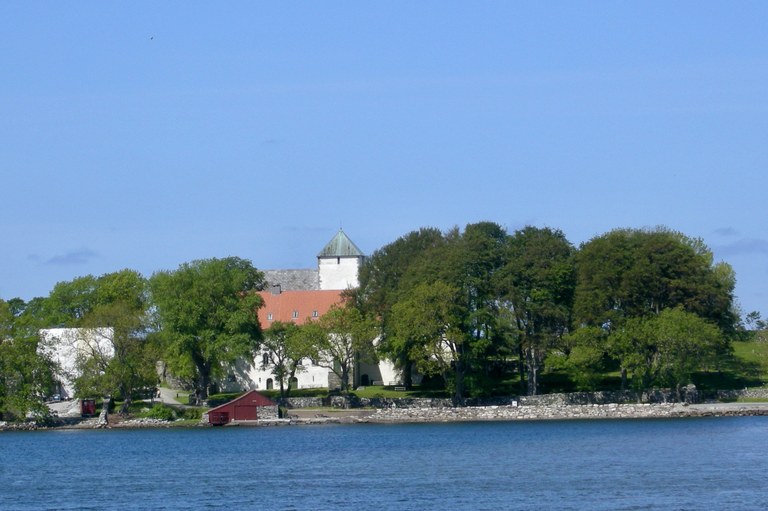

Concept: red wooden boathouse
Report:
left=206, top=390, right=277, bottom=425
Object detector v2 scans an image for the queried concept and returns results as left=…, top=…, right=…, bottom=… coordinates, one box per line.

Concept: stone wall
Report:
left=257, top=405, right=279, bottom=420
left=367, top=402, right=768, bottom=423
left=280, top=397, right=324, bottom=408
left=517, top=386, right=700, bottom=406
left=323, top=386, right=700, bottom=410
left=715, top=388, right=768, bottom=400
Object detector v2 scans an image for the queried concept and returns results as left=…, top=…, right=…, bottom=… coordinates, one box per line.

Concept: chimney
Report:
left=270, top=284, right=282, bottom=295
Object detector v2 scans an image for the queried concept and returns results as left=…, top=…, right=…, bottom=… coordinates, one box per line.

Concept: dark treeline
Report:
left=352, top=223, right=740, bottom=400
left=0, top=223, right=748, bottom=419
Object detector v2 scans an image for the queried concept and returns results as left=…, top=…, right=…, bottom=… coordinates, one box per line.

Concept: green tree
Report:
left=260, top=321, right=319, bottom=398
left=609, top=307, right=723, bottom=395
left=44, top=275, right=100, bottom=325
left=149, top=257, right=265, bottom=401
left=37, top=270, right=155, bottom=415
left=390, top=281, right=467, bottom=400
left=372, top=222, right=511, bottom=398
left=497, top=226, right=575, bottom=395
left=425, top=222, right=510, bottom=397
left=547, top=326, right=608, bottom=391
left=652, top=307, right=723, bottom=397
left=0, top=298, right=56, bottom=421
left=354, top=227, right=445, bottom=387
left=574, top=227, right=737, bottom=333
left=77, top=301, right=157, bottom=414
left=313, top=303, right=378, bottom=393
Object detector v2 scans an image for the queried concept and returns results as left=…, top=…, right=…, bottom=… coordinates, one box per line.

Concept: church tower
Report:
left=317, top=229, right=365, bottom=290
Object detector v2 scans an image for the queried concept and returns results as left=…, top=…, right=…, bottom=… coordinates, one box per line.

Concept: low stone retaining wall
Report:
left=715, top=388, right=768, bottom=400
left=517, top=387, right=700, bottom=406
left=280, top=397, right=325, bottom=408
left=366, top=402, right=768, bottom=423
left=322, top=387, right=700, bottom=410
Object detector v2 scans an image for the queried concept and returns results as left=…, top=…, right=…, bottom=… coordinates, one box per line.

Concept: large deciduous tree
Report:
left=609, top=307, right=722, bottom=396
left=260, top=321, right=319, bottom=398
left=497, top=226, right=575, bottom=395
left=40, top=270, right=156, bottom=414
left=0, top=298, right=56, bottom=421
left=420, top=222, right=511, bottom=397
left=354, top=227, right=445, bottom=387
left=390, top=281, right=467, bottom=400
left=149, top=257, right=264, bottom=401
left=574, top=227, right=737, bottom=332
left=312, top=303, right=378, bottom=393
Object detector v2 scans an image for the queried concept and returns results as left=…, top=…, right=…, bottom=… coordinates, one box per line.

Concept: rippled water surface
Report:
left=2, top=417, right=768, bottom=510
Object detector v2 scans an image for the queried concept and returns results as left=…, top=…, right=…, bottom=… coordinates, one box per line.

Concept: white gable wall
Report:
left=318, top=256, right=361, bottom=290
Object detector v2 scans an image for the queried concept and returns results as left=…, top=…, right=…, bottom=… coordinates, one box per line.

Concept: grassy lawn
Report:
left=734, top=396, right=768, bottom=403
left=690, top=339, right=768, bottom=392
left=352, top=385, right=449, bottom=399
left=731, top=339, right=768, bottom=383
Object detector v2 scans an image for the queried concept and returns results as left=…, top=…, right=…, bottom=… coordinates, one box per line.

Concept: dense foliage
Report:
left=149, top=257, right=265, bottom=401
left=358, top=224, right=739, bottom=398
left=0, top=223, right=748, bottom=419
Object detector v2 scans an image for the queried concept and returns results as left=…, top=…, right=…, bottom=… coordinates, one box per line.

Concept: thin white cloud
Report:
left=714, top=227, right=739, bottom=237
left=45, top=248, right=98, bottom=266
left=713, top=238, right=768, bottom=257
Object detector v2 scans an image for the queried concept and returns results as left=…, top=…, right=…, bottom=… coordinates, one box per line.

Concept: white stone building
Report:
left=220, top=230, right=401, bottom=393
left=38, top=327, right=114, bottom=399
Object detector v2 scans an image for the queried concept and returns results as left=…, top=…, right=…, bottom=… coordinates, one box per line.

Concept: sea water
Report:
left=1, top=417, right=767, bottom=510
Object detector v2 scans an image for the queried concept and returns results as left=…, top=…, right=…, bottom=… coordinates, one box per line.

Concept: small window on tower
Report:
left=312, top=310, right=318, bottom=318
left=267, top=313, right=273, bottom=321
left=292, top=310, right=299, bottom=319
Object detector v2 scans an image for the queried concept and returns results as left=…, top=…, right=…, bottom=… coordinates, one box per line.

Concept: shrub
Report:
left=181, top=407, right=204, bottom=420
left=144, top=404, right=176, bottom=421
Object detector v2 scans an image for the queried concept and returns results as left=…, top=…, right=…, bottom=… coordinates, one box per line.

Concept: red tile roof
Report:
left=258, top=289, right=344, bottom=326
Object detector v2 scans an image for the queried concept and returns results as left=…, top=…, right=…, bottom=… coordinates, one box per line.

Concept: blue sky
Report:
left=2, top=2, right=767, bottom=317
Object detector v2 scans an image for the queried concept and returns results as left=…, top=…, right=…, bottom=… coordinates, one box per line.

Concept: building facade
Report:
left=220, top=230, right=400, bottom=393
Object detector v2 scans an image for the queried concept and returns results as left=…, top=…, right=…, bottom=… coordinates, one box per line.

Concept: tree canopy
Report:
left=0, top=222, right=746, bottom=415
left=149, top=257, right=265, bottom=400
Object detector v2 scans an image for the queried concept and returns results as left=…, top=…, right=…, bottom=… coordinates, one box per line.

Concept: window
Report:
left=267, top=313, right=273, bottom=321
left=312, top=310, right=318, bottom=318
left=262, top=353, right=269, bottom=366
left=292, top=310, right=299, bottom=319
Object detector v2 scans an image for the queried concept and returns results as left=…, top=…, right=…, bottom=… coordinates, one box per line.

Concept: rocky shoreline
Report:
left=362, top=402, right=768, bottom=423
left=4, top=401, right=768, bottom=431
left=224, top=401, right=768, bottom=427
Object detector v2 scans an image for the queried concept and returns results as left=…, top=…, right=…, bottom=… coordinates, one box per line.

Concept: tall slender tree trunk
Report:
left=526, top=346, right=539, bottom=396
left=199, top=367, right=211, bottom=403
left=341, top=366, right=349, bottom=393
left=403, top=360, right=413, bottom=388
left=454, top=360, right=465, bottom=403
left=518, top=344, right=526, bottom=395
left=119, top=383, right=132, bottom=416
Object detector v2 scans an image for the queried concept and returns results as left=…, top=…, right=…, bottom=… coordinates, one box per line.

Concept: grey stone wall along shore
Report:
left=366, top=402, right=768, bottom=423
left=299, top=385, right=703, bottom=411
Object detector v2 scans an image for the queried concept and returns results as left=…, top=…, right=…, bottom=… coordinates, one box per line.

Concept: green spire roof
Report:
left=318, top=230, right=365, bottom=258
